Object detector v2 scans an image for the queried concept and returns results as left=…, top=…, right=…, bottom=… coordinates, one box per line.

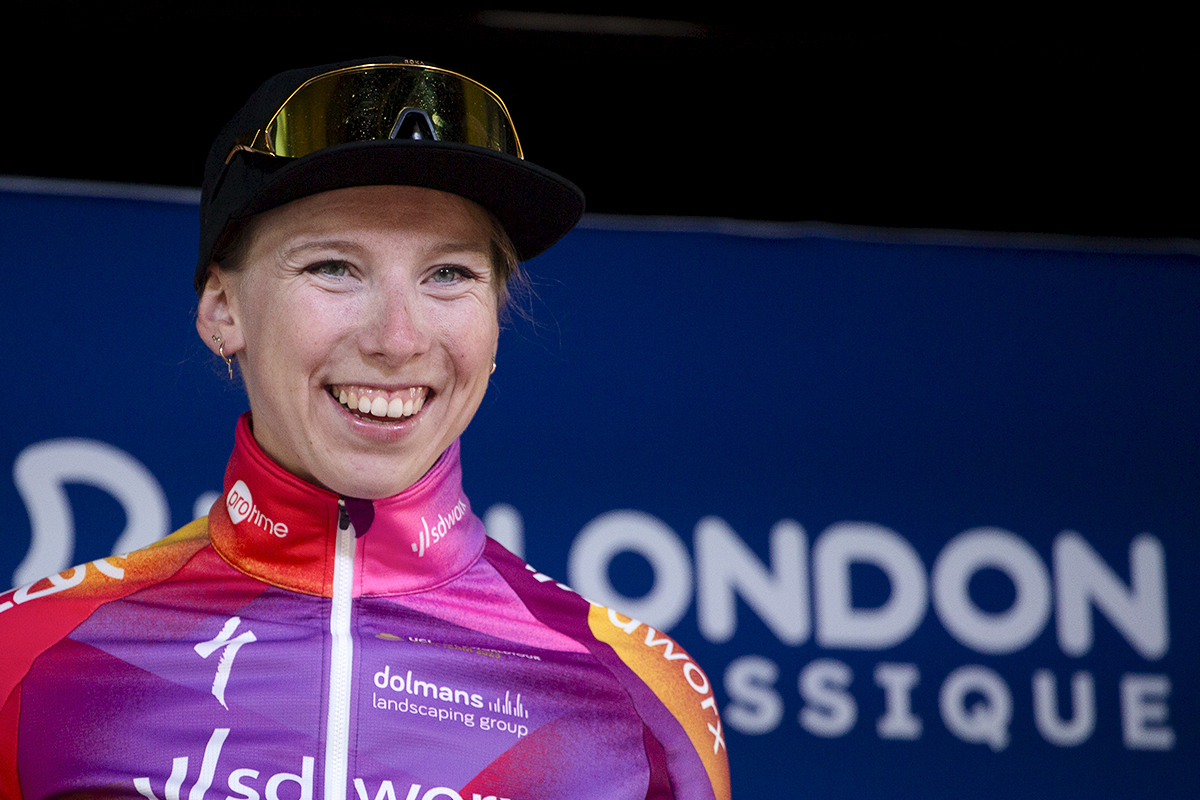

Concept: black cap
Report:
left=196, top=57, right=585, bottom=293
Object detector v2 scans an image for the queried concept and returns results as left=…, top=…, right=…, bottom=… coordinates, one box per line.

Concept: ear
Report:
left=196, top=264, right=246, bottom=356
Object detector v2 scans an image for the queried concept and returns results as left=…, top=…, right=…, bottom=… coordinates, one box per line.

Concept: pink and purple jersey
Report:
left=1, top=416, right=730, bottom=800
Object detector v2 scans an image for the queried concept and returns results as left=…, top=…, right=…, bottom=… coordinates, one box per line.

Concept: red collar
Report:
left=208, top=414, right=486, bottom=597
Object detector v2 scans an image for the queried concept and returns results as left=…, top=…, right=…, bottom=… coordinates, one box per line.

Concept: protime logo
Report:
left=226, top=480, right=289, bottom=538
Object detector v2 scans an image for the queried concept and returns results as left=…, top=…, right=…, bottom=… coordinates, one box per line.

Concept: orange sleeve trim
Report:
left=589, top=605, right=731, bottom=800
left=0, top=519, right=211, bottom=708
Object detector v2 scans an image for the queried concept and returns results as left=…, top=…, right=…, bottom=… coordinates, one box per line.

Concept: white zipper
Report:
left=324, top=501, right=357, bottom=800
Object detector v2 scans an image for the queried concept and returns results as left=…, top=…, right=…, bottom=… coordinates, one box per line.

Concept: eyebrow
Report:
left=280, top=238, right=492, bottom=262
left=279, top=239, right=367, bottom=260
left=423, top=241, right=493, bottom=261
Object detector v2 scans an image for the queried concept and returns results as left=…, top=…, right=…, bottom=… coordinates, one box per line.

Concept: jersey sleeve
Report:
left=588, top=604, right=731, bottom=800
left=0, top=520, right=210, bottom=795
left=460, top=538, right=732, bottom=800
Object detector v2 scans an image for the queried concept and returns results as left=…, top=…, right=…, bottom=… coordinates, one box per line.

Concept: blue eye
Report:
left=432, top=266, right=469, bottom=283
left=307, top=260, right=350, bottom=277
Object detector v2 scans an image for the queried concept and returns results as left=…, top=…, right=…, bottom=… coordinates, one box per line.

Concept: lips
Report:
left=328, top=384, right=428, bottom=421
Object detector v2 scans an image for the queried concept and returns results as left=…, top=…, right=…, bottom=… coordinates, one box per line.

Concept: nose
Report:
left=360, top=284, right=431, bottom=365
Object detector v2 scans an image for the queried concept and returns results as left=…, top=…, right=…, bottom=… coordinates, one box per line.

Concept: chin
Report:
left=320, top=472, right=417, bottom=500
left=313, top=453, right=434, bottom=499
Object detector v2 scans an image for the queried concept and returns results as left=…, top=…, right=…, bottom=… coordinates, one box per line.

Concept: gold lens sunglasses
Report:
left=226, top=62, right=524, bottom=165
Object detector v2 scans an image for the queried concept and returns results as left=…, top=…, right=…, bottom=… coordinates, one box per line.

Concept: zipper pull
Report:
left=338, top=499, right=350, bottom=531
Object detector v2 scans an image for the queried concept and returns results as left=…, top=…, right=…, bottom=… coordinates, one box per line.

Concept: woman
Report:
left=0, top=59, right=730, bottom=800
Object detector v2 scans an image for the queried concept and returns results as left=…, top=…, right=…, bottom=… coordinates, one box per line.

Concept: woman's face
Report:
left=201, top=185, right=500, bottom=498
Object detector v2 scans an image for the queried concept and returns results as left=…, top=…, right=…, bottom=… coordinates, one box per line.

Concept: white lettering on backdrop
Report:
left=11, top=439, right=169, bottom=587
left=561, top=507, right=1172, bottom=751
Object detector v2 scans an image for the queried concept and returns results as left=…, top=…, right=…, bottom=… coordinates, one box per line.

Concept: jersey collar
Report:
left=208, top=413, right=487, bottom=597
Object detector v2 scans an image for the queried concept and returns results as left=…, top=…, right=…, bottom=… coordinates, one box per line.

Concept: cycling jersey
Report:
left=1, top=415, right=730, bottom=800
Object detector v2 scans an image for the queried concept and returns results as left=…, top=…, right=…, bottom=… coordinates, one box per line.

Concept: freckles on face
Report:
left=225, top=185, right=501, bottom=498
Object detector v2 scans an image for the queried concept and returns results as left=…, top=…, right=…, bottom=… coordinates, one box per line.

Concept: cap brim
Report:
left=240, top=139, right=584, bottom=262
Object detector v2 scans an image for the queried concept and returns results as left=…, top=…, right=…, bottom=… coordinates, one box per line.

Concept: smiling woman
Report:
left=199, top=186, right=502, bottom=499
left=0, top=59, right=730, bottom=800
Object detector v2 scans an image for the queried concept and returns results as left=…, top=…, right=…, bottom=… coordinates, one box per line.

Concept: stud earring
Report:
left=212, top=333, right=235, bottom=379
left=491, top=357, right=497, bottom=375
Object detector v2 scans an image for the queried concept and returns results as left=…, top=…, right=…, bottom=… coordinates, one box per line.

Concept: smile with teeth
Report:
left=330, top=385, right=428, bottom=420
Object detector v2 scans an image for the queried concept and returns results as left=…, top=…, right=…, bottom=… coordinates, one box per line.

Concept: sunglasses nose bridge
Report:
left=389, top=108, right=439, bottom=142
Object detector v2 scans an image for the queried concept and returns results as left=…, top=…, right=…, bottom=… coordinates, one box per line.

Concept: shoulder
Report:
left=1, top=517, right=210, bottom=618
left=480, top=540, right=731, bottom=800
left=1, top=519, right=214, bottom=790
left=587, top=607, right=731, bottom=800
left=1, top=518, right=212, bottom=694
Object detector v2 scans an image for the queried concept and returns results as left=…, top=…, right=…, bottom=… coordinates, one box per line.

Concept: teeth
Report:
left=331, top=385, right=427, bottom=420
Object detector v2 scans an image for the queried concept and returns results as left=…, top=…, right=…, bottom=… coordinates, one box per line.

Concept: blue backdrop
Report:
left=2, top=178, right=1196, bottom=798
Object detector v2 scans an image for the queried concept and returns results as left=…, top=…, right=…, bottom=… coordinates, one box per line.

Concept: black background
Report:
left=4, top=6, right=1194, bottom=238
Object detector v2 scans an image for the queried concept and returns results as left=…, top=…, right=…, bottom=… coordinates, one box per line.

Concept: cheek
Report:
left=476, top=317, right=501, bottom=364
left=454, top=330, right=498, bottom=373
left=240, top=294, right=340, bottom=385
left=433, top=302, right=499, bottom=367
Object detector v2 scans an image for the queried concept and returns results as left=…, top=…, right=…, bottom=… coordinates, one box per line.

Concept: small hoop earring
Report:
left=490, top=357, right=497, bottom=375
left=212, top=333, right=235, bottom=379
